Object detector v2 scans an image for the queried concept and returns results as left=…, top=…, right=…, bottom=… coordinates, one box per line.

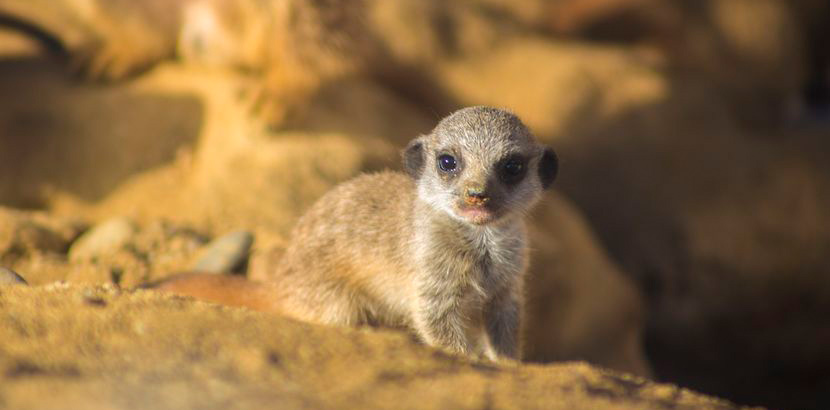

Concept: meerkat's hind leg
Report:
left=273, top=276, right=378, bottom=327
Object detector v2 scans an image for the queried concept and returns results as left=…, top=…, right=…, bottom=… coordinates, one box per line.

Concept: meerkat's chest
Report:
left=414, top=223, right=526, bottom=290
left=467, top=227, right=526, bottom=280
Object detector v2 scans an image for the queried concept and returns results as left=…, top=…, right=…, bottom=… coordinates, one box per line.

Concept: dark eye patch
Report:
left=498, top=155, right=527, bottom=184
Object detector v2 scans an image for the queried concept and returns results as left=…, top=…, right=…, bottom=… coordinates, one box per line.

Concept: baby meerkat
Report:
left=158, top=106, right=558, bottom=360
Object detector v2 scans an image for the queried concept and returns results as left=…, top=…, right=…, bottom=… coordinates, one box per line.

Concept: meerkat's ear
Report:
left=403, top=137, right=425, bottom=179
left=538, top=148, right=558, bottom=189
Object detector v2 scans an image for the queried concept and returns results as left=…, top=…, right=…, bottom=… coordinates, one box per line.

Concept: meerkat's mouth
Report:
left=457, top=205, right=498, bottom=225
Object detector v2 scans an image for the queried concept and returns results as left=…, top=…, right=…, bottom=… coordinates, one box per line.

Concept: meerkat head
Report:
left=403, top=106, right=558, bottom=226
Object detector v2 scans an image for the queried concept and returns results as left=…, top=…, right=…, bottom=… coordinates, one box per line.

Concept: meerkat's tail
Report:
left=145, top=273, right=283, bottom=314
left=0, top=10, right=67, bottom=56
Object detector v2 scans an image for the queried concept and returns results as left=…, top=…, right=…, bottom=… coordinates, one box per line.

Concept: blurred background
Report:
left=0, top=0, right=827, bottom=408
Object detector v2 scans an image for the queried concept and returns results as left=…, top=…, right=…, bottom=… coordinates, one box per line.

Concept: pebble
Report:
left=68, top=217, right=136, bottom=262
left=0, top=267, right=28, bottom=285
left=190, top=231, right=254, bottom=274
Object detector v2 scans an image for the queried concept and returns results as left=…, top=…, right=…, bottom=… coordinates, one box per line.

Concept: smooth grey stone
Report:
left=68, top=217, right=135, bottom=262
left=191, top=231, right=254, bottom=274
left=0, top=267, right=28, bottom=285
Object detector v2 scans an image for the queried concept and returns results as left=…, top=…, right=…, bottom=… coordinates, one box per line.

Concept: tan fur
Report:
left=157, top=107, right=558, bottom=360
left=155, top=273, right=284, bottom=313
left=180, top=0, right=377, bottom=123
left=0, top=0, right=376, bottom=123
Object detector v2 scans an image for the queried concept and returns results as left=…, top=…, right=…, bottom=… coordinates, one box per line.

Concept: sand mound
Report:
left=0, top=284, right=733, bottom=410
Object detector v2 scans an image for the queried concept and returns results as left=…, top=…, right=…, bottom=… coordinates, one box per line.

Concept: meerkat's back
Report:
left=270, top=171, right=419, bottom=326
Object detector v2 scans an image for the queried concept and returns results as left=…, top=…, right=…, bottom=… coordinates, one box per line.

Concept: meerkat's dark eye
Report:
left=438, top=154, right=457, bottom=172
left=504, top=159, right=523, bottom=176
left=500, top=156, right=526, bottom=183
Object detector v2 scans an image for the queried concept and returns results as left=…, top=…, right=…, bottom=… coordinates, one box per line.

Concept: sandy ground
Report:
left=0, top=284, right=736, bottom=410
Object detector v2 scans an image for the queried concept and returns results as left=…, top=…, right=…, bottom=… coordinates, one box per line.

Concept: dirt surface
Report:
left=0, top=284, right=737, bottom=410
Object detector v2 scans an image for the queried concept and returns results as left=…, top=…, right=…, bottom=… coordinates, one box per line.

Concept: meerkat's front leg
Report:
left=483, top=287, right=522, bottom=361
left=412, top=280, right=480, bottom=356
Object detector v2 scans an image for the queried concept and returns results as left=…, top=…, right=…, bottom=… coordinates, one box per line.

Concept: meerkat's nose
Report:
left=465, top=188, right=490, bottom=206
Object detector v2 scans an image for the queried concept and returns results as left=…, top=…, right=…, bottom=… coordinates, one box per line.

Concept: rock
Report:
left=0, top=267, right=27, bottom=285
left=8, top=253, right=73, bottom=285
left=124, top=220, right=208, bottom=284
left=0, top=219, right=65, bottom=255
left=0, top=207, right=81, bottom=260
left=190, top=231, right=253, bottom=274
left=523, top=193, right=651, bottom=377
left=546, top=88, right=830, bottom=408
left=0, top=56, right=202, bottom=209
left=65, top=220, right=209, bottom=286
left=68, top=217, right=135, bottom=262
left=436, top=36, right=669, bottom=142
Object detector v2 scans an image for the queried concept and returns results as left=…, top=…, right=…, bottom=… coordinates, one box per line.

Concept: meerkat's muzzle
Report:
left=464, top=188, right=490, bottom=206
left=458, top=186, right=498, bottom=225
